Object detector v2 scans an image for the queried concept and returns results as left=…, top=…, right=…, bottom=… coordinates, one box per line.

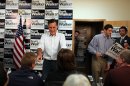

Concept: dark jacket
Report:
left=115, top=35, right=130, bottom=48
left=0, top=62, right=7, bottom=86
left=8, top=67, right=44, bottom=86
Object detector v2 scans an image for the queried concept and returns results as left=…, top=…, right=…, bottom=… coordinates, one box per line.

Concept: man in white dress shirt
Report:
left=37, top=19, right=67, bottom=81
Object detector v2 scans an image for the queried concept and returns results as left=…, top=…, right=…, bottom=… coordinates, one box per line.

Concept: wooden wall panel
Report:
left=128, top=21, right=130, bottom=36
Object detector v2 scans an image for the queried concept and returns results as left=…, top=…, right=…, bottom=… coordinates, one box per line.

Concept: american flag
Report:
left=13, top=16, right=26, bottom=68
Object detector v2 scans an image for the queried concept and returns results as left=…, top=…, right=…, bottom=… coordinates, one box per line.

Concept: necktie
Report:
left=120, top=38, right=123, bottom=43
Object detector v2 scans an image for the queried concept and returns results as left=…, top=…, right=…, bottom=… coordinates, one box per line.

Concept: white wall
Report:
left=73, top=0, right=130, bottom=20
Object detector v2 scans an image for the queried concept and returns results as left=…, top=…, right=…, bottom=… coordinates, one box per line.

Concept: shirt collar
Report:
left=103, top=33, right=111, bottom=39
left=121, top=35, right=126, bottom=39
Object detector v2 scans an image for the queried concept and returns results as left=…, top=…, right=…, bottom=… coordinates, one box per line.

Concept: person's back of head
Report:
left=21, top=52, right=37, bottom=69
left=120, top=49, right=130, bottom=64
left=8, top=52, right=44, bottom=86
left=63, top=74, right=91, bottom=86
left=57, top=48, right=76, bottom=71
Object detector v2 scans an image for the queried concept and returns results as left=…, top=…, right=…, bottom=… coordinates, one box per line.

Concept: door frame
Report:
left=72, top=19, right=106, bottom=52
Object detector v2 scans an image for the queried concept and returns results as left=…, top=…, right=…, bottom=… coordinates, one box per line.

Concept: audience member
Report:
left=104, top=49, right=130, bottom=86
left=0, top=61, right=7, bottom=86
left=7, top=52, right=44, bottom=86
left=45, top=48, right=77, bottom=86
left=88, top=24, right=114, bottom=83
left=37, top=19, right=67, bottom=81
left=63, top=73, right=91, bottom=86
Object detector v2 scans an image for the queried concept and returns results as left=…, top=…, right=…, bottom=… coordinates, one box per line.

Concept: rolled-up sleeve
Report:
left=60, top=33, right=67, bottom=48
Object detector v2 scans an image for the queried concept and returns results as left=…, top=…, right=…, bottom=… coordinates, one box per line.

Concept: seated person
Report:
left=104, top=50, right=130, bottom=86
left=0, top=61, right=7, bottom=86
left=63, top=73, right=91, bottom=86
left=7, top=52, right=44, bottom=86
left=45, top=48, right=77, bottom=86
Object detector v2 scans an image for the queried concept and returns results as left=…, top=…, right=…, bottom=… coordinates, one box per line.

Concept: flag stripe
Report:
left=13, top=52, right=21, bottom=65
left=15, top=37, right=24, bottom=56
left=14, top=43, right=23, bottom=57
left=13, top=55, right=21, bottom=68
left=13, top=49, right=21, bottom=68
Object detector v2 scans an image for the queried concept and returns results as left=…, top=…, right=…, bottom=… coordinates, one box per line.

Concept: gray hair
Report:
left=120, top=49, right=130, bottom=64
left=63, top=74, right=91, bottom=86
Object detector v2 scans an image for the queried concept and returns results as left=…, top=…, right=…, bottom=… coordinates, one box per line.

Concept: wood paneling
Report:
left=128, top=21, right=130, bottom=36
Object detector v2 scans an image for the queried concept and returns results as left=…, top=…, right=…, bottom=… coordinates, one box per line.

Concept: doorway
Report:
left=73, top=19, right=105, bottom=74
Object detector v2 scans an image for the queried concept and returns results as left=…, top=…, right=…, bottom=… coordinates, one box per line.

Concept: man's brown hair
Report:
left=21, top=52, right=36, bottom=68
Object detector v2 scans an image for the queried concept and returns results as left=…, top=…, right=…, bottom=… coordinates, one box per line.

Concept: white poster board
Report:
left=105, top=43, right=124, bottom=59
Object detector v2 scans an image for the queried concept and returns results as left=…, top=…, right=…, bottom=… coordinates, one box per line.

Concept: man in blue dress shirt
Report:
left=88, top=24, right=114, bottom=83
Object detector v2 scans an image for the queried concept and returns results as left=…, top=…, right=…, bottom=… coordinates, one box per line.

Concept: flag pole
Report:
left=23, top=19, right=26, bottom=53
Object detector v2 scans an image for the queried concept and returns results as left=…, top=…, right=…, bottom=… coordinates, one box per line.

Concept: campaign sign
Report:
left=6, top=9, right=18, bottom=19
left=19, top=0, right=32, bottom=9
left=59, top=0, right=72, bottom=9
left=6, top=0, right=18, bottom=9
left=0, top=38, right=4, bottom=48
left=45, top=9, right=58, bottom=19
left=0, top=29, right=4, bottom=38
left=31, top=19, right=44, bottom=29
left=0, top=9, right=5, bottom=19
left=58, top=20, right=72, bottom=30
left=4, top=38, right=14, bottom=48
left=59, top=30, right=72, bottom=40
left=5, top=29, right=17, bottom=38
left=45, top=0, right=59, bottom=9
left=31, top=29, right=44, bottom=39
left=4, top=48, right=13, bottom=58
left=31, top=10, right=45, bottom=19
left=44, top=19, right=49, bottom=29
left=32, top=0, right=45, bottom=9
left=3, top=58, right=15, bottom=68
left=0, top=48, right=4, bottom=58
left=30, top=39, right=39, bottom=49
left=105, top=43, right=124, bottom=59
left=66, top=40, right=72, bottom=49
left=19, top=9, right=31, bottom=19
left=0, top=0, right=5, bottom=9
left=59, top=10, right=73, bottom=19
left=0, top=19, right=5, bottom=28
left=5, top=19, right=18, bottom=29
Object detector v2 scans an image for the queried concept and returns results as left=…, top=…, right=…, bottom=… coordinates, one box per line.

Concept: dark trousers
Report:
left=42, top=59, right=57, bottom=81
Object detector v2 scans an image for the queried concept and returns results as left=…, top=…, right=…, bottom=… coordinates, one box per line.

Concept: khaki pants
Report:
left=92, top=55, right=107, bottom=83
